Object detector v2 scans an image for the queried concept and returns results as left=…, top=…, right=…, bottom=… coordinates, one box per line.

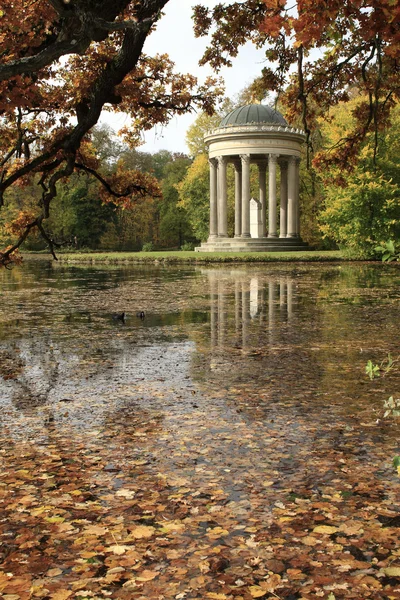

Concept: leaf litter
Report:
left=0, top=261, right=399, bottom=599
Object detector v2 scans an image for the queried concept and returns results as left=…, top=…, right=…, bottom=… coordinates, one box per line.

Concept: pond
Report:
left=0, top=260, right=399, bottom=599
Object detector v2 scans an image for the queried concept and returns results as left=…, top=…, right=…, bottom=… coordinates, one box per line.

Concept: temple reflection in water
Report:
left=205, top=269, right=297, bottom=350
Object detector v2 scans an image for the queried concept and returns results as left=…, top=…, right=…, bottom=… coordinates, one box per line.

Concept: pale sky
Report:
left=100, top=0, right=267, bottom=155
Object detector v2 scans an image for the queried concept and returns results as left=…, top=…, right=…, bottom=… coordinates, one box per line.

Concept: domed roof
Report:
left=219, top=104, right=287, bottom=127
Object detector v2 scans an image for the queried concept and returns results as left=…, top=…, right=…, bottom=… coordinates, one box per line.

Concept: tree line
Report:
left=0, top=0, right=399, bottom=265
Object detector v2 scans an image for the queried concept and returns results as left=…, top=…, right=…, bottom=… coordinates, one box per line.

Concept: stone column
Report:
left=258, top=161, right=267, bottom=237
left=217, top=156, right=228, bottom=237
left=234, top=161, right=242, bottom=238
left=295, top=157, right=301, bottom=237
left=240, top=154, right=251, bottom=238
left=209, top=158, right=218, bottom=240
left=287, top=156, right=297, bottom=238
left=279, top=160, right=288, bottom=238
left=268, top=154, right=278, bottom=238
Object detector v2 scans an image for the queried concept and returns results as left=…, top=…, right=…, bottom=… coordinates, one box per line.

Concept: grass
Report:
left=23, top=249, right=352, bottom=264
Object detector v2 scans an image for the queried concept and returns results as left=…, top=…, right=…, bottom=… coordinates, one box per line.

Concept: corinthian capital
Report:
left=240, top=154, right=250, bottom=166
left=217, top=156, right=227, bottom=167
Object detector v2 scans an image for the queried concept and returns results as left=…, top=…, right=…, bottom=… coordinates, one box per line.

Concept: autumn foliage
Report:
left=194, top=0, right=400, bottom=167
left=0, top=0, right=221, bottom=266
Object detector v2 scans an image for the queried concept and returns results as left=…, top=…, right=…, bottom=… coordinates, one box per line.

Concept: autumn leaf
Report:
left=115, top=489, right=136, bottom=499
left=383, top=567, right=400, bottom=577
left=106, top=545, right=132, bottom=555
left=135, top=569, right=158, bottom=581
left=49, top=590, right=72, bottom=600
left=249, top=586, right=267, bottom=598
left=128, top=525, right=156, bottom=539
left=313, top=525, right=338, bottom=534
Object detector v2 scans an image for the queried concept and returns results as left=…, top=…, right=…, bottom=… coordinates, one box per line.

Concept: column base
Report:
left=241, top=233, right=251, bottom=238
left=234, top=234, right=242, bottom=238
left=268, top=233, right=278, bottom=238
left=279, top=234, right=287, bottom=239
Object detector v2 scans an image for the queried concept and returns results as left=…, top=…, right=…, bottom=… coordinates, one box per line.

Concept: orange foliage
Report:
left=0, top=0, right=222, bottom=267
left=194, top=0, right=400, bottom=166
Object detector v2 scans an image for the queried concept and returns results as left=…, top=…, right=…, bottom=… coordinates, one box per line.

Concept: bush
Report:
left=180, top=242, right=196, bottom=251
left=141, top=241, right=155, bottom=252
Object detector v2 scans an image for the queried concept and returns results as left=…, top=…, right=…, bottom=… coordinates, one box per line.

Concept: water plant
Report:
left=375, top=240, right=400, bottom=262
left=365, top=353, right=395, bottom=379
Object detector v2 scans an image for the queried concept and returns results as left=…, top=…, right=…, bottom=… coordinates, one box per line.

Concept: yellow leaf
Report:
left=302, top=536, right=318, bottom=546
left=135, top=570, right=158, bottom=582
left=249, top=586, right=267, bottom=597
left=49, top=590, right=72, bottom=600
left=206, top=594, right=228, bottom=599
left=115, top=489, right=136, bottom=499
left=107, top=545, right=132, bottom=555
left=158, top=521, right=185, bottom=534
left=46, top=568, right=63, bottom=577
left=129, top=525, right=155, bottom=539
left=383, top=567, right=400, bottom=577
left=206, top=526, right=229, bottom=536
left=313, top=525, right=338, bottom=534
left=30, top=505, right=52, bottom=516
left=45, top=516, right=65, bottom=523
left=83, top=525, right=108, bottom=535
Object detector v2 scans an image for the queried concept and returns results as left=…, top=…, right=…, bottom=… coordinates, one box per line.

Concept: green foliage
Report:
left=142, top=241, right=155, bottom=252
left=375, top=240, right=400, bottom=262
left=46, top=181, right=116, bottom=250
left=318, top=97, right=400, bottom=257
left=319, top=168, right=400, bottom=258
left=177, top=154, right=210, bottom=242
left=393, top=456, right=400, bottom=469
left=365, top=354, right=395, bottom=380
left=365, top=359, right=380, bottom=380
left=158, top=157, right=195, bottom=248
left=180, top=242, right=196, bottom=251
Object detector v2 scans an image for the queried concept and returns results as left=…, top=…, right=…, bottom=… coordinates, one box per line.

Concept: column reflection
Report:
left=204, top=269, right=297, bottom=351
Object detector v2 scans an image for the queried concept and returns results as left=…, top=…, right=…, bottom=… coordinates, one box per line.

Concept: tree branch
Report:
left=74, top=162, right=150, bottom=197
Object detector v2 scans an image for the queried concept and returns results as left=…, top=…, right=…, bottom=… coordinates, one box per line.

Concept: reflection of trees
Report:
left=10, top=340, right=60, bottom=410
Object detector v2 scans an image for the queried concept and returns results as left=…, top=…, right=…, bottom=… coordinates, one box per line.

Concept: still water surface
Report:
left=1, top=260, right=400, bottom=597
left=1, top=261, right=399, bottom=438
left=1, top=259, right=399, bottom=471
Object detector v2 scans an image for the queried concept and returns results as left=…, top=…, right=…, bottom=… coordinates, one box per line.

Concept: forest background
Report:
left=0, top=0, right=399, bottom=262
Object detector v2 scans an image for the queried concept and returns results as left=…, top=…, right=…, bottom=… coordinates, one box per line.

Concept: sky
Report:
left=100, top=0, right=267, bottom=155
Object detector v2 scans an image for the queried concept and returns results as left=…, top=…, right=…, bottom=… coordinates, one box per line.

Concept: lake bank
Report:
left=23, top=249, right=349, bottom=264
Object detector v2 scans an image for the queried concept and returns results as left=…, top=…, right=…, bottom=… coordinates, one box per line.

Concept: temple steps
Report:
left=196, top=237, right=310, bottom=253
